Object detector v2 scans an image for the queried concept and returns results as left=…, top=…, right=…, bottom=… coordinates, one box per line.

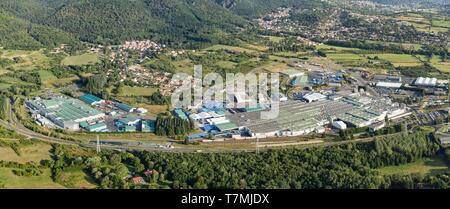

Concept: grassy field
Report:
left=0, top=69, right=9, bottom=75
left=316, top=44, right=363, bottom=52
left=0, top=168, right=65, bottom=189
left=38, top=70, right=80, bottom=88
left=242, top=44, right=269, bottom=52
left=377, top=156, right=449, bottom=176
left=0, top=143, right=52, bottom=164
left=173, top=59, right=194, bottom=74
left=428, top=57, right=450, bottom=73
left=264, top=36, right=285, bottom=43
left=0, top=50, right=51, bottom=71
left=216, top=60, right=237, bottom=69
left=373, top=54, right=422, bottom=67
left=204, top=44, right=256, bottom=53
left=117, top=86, right=158, bottom=97
left=396, top=13, right=450, bottom=33
left=61, top=53, right=101, bottom=66
left=57, top=167, right=97, bottom=189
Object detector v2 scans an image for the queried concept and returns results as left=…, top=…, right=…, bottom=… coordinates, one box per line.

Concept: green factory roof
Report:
left=174, top=109, right=188, bottom=120
left=53, top=99, right=103, bottom=122
left=87, top=123, right=107, bottom=131
left=42, top=100, right=59, bottom=109
left=118, top=115, right=140, bottom=124
left=215, top=111, right=225, bottom=116
left=123, top=125, right=137, bottom=132
left=79, top=121, right=89, bottom=128
left=79, top=94, right=103, bottom=105
left=215, top=122, right=238, bottom=132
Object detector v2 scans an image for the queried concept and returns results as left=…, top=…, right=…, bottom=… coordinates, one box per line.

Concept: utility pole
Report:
left=256, top=137, right=260, bottom=154
left=96, top=135, right=101, bottom=154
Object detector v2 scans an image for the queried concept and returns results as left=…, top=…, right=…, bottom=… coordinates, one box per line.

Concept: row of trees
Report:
left=155, top=115, right=194, bottom=137
left=0, top=95, right=9, bottom=120
left=134, top=131, right=444, bottom=189
left=41, top=131, right=447, bottom=189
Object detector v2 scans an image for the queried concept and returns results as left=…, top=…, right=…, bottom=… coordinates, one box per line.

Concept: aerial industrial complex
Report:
left=26, top=94, right=153, bottom=133
left=23, top=60, right=448, bottom=144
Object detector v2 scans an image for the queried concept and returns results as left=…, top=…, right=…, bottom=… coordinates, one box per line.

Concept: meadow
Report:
left=61, top=52, right=101, bottom=66
left=377, top=156, right=449, bottom=176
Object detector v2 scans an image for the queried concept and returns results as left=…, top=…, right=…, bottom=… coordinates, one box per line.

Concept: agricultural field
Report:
left=395, top=12, right=450, bottom=33
left=377, top=156, right=449, bottom=176
left=61, top=52, right=101, bottom=66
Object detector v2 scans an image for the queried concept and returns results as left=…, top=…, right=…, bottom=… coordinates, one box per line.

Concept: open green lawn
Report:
left=0, top=168, right=65, bottom=189
left=377, top=156, right=449, bottom=176
left=61, top=53, right=101, bottom=66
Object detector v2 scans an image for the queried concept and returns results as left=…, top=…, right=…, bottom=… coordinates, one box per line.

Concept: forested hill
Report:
left=44, top=0, right=248, bottom=44
left=214, top=0, right=327, bottom=17
left=0, top=0, right=328, bottom=48
left=0, top=0, right=254, bottom=47
left=0, top=12, right=78, bottom=50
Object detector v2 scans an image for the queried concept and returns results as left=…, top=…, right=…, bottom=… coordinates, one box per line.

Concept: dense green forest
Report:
left=0, top=12, right=78, bottom=50
left=0, top=0, right=334, bottom=48
left=42, top=131, right=449, bottom=189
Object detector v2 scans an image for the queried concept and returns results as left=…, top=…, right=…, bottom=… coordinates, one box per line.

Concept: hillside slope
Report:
left=0, top=0, right=247, bottom=46
left=0, top=12, right=78, bottom=50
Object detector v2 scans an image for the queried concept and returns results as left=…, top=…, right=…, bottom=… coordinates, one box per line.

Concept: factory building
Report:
left=375, top=82, right=402, bottom=89
left=281, top=68, right=305, bottom=78
left=26, top=97, right=105, bottom=131
left=79, top=94, right=104, bottom=105
left=225, top=95, right=409, bottom=138
left=415, top=77, right=437, bottom=87
left=302, top=93, right=327, bottom=103
left=332, top=121, right=347, bottom=130
left=116, top=103, right=135, bottom=112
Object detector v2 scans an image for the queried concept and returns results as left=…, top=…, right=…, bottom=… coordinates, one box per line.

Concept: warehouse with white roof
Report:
left=415, top=77, right=437, bottom=87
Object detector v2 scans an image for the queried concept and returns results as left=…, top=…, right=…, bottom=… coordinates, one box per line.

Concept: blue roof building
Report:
left=116, top=115, right=141, bottom=127
left=174, top=109, right=188, bottom=120
left=86, top=122, right=108, bottom=132
left=79, top=94, right=104, bottom=105
left=116, top=103, right=135, bottom=112
left=141, top=120, right=156, bottom=132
